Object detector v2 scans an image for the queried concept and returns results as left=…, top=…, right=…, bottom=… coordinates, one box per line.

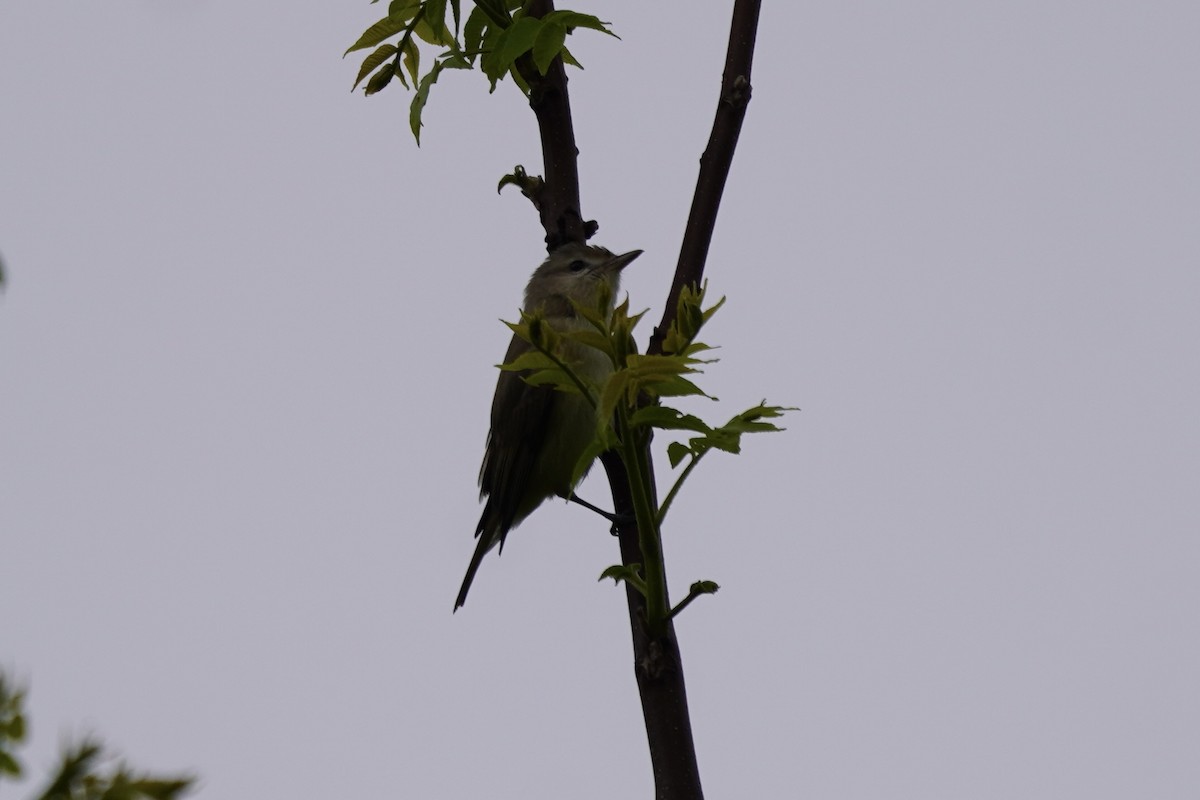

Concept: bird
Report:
left=455, top=243, right=642, bottom=610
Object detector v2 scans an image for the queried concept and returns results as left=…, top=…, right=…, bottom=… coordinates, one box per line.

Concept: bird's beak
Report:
left=606, top=249, right=643, bottom=273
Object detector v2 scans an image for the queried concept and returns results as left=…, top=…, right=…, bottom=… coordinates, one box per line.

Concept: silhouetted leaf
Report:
left=493, top=16, right=541, bottom=72
left=364, top=62, right=395, bottom=96
left=532, top=20, right=566, bottom=74
left=345, top=14, right=409, bottom=55
left=543, top=10, right=617, bottom=38
left=666, top=441, right=692, bottom=468
left=409, top=57, right=469, bottom=142
left=352, top=43, right=397, bottom=90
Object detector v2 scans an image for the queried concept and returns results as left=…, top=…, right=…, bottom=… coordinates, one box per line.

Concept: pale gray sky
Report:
left=2, top=2, right=1198, bottom=798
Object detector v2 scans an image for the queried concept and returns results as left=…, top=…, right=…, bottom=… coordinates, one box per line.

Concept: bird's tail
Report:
left=454, top=505, right=506, bottom=611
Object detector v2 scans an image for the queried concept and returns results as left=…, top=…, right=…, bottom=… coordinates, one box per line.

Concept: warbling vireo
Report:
left=455, top=243, right=642, bottom=610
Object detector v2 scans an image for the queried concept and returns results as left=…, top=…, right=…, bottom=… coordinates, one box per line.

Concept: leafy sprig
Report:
left=504, top=282, right=794, bottom=631
left=0, top=673, right=195, bottom=800
left=347, top=1, right=617, bottom=142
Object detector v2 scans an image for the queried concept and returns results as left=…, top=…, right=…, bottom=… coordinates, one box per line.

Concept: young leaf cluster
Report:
left=0, top=675, right=25, bottom=779
left=0, top=672, right=195, bottom=800
left=346, top=1, right=617, bottom=142
left=503, top=282, right=793, bottom=630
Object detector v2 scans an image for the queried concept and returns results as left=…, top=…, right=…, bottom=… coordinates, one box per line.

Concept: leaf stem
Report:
left=536, top=339, right=599, bottom=411
left=667, top=586, right=708, bottom=622
left=655, top=451, right=704, bottom=528
left=617, top=404, right=668, bottom=634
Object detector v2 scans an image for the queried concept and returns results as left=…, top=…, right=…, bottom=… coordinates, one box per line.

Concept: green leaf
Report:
left=681, top=403, right=795, bottom=457
left=570, top=435, right=610, bottom=490
left=629, top=406, right=711, bottom=434
left=388, top=0, right=420, bottom=19
left=400, top=38, right=419, bottom=88
left=603, top=300, right=645, bottom=368
left=0, top=750, right=19, bottom=776
left=663, top=283, right=725, bottom=357
left=599, top=564, right=647, bottom=595
left=532, top=20, right=566, bottom=74
left=409, top=63, right=439, bottom=141
left=352, top=43, right=397, bottom=91
left=439, top=51, right=472, bottom=69
left=696, top=428, right=739, bottom=455
left=720, top=402, right=795, bottom=434
left=497, top=166, right=542, bottom=196
left=599, top=564, right=634, bottom=583
left=408, top=56, right=469, bottom=143
left=568, top=294, right=611, bottom=333
left=121, top=777, right=196, bottom=800
left=472, top=0, right=512, bottom=28
left=521, top=369, right=582, bottom=393
left=624, top=305, right=649, bottom=332
left=561, top=328, right=612, bottom=358
left=364, top=62, right=396, bottom=96
left=414, top=14, right=451, bottom=46
left=511, top=312, right=562, bottom=351
left=509, top=55, right=533, bottom=96
left=463, top=4, right=488, bottom=62
left=650, top=374, right=708, bottom=398
left=493, top=15, right=542, bottom=73
left=701, top=293, right=726, bottom=324
left=625, top=353, right=705, bottom=376
left=499, top=350, right=556, bottom=373
left=543, top=10, right=618, bottom=38
left=345, top=14, right=409, bottom=56
left=667, top=441, right=692, bottom=468
left=667, top=578, right=721, bottom=621
left=497, top=335, right=587, bottom=396
left=622, top=354, right=711, bottom=400
left=560, top=45, right=581, bottom=69
left=6, top=713, right=24, bottom=741
left=596, top=370, right=632, bottom=430
left=480, top=22, right=506, bottom=90
left=424, top=0, right=448, bottom=41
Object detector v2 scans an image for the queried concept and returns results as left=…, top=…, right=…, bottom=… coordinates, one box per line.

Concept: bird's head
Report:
left=524, top=243, right=642, bottom=311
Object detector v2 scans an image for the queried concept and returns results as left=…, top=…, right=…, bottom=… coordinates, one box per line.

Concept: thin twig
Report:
left=648, top=0, right=762, bottom=358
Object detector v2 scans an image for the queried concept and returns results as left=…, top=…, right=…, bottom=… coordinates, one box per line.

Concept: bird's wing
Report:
left=457, top=298, right=577, bottom=610
left=477, top=331, right=557, bottom=534
left=457, top=333, right=559, bottom=610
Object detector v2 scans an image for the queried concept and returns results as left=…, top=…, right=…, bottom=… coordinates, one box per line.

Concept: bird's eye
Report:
left=568, top=260, right=588, bottom=273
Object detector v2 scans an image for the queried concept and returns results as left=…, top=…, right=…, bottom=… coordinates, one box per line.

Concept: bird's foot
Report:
left=560, top=493, right=636, bottom=534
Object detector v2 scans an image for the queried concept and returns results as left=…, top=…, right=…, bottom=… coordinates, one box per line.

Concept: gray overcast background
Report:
left=2, top=2, right=1198, bottom=798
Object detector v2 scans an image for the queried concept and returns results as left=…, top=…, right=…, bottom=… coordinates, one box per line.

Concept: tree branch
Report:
left=602, top=450, right=704, bottom=800
left=613, top=2, right=762, bottom=794
left=649, top=0, right=761, bottom=357
left=518, top=2, right=763, bottom=798
left=515, top=0, right=594, bottom=251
